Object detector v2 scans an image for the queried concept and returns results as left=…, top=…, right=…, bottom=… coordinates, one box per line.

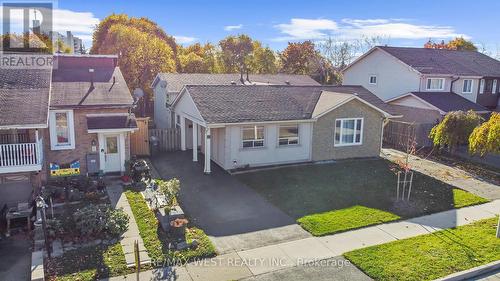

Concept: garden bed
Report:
left=124, top=189, right=216, bottom=265
left=45, top=243, right=131, bottom=281
left=237, top=159, right=489, bottom=236
left=344, top=217, right=500, bottom=281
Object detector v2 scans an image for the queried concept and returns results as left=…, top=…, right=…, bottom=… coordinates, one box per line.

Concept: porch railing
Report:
left=0, top=140, right=43, bottom=172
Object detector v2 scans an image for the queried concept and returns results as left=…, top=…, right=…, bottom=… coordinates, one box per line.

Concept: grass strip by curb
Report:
left=344, top=217, right=500, bottom=281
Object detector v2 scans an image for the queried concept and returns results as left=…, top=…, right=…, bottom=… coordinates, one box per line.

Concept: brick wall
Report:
left=41, top=107, right=130, bottom=181
left=312, top=99, right=384, bottom=161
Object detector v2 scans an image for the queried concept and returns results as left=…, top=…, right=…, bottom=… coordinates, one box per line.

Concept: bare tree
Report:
left=317, top=35, right=388, bottom=83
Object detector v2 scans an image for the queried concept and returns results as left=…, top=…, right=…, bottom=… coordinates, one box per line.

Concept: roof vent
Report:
left=230, top=81, right=236, bottom=85
left=353, top=93, right=358, bottom=96
left=285, top=80, right=290, bottom=85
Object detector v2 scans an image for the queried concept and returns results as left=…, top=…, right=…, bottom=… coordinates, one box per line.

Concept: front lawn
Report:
left=46, top=243, right=131, bottom=281
left=297, top=206, right=400, bottom=236
left=237, top=159, right=488, bottom=235
left=344, top=217, right=500, bottom=281
left=124, top=190, right=217, bottom=264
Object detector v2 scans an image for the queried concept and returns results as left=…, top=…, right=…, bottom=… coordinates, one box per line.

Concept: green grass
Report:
left=452, top=189, right=489, bottom=208
left=297, top=206, right=401, bottom=236
left=124, top=190, right=217, bottom=264
left=237, top=159, right=489, bottom=235
left=344, top=217, right=500, bottom=281
left=46, top=243, right=131, bottom=281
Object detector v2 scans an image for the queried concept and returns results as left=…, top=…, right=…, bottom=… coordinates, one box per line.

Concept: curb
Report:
left=434, top=260, right=500, bottom=281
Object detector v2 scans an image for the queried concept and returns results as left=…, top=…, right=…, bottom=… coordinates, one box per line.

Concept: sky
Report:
left=6, top=0, right=500, bottom=54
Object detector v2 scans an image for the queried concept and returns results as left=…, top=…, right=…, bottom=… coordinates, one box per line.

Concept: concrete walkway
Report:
left=103, top=199, right=500, bottom=281
left=382, top=148, right=500, bottom=200
left=106, top=181, right=151, bottom=267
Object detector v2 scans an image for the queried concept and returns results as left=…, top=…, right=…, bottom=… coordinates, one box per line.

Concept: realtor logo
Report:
left=2, top=1, right=53, bottom=52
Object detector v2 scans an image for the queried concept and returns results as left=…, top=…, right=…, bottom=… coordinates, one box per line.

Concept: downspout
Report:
left=380, top=117, right=390, bottom=151
left=450, top=76, right=460, bottom=93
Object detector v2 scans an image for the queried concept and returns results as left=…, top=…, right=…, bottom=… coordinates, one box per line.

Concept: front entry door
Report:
left=104, top=135, right=121, bottom=172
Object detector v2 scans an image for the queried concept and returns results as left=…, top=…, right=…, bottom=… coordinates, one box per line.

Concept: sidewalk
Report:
left=106, top=181, right=151, bottom=267
left=382, top=148, right=500, bottom=200
left=104, top=199, right=500, bottom=281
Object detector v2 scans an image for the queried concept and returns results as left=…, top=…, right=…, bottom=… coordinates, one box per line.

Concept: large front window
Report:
left=242, top=126, right=264, bottom=148
left=426, top=78, right=445, bottom=90
left=278, top=125, right=299, bottom=146
left=334, top=118, right=363, bottom=146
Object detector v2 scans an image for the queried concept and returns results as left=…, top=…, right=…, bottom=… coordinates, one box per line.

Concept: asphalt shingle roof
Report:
left=379, top=46, right=500, bottom=77
left=50, top=55, right=133, bottom=107
left=184, top=85, right=395, bottom=124
left=411, top=91, right=489, bottom=113
left=87, top=115, right=138, bottom=130
left=0, top=68, right=51, bottom=128
left=156, top=73, right=320, bottom=93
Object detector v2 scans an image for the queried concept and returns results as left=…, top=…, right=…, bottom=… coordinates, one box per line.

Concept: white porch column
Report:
left=204, top=127, right=211, bottom=174
left=192, top=123, right=198, bottom=162
left=180, top=116, right=186, bottom=151
left=35, top=129, right=41, bottom=164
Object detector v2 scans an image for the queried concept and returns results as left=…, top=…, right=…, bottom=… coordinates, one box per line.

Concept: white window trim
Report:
left=241, top=125, right=265, bottom=149
left=278, top=124, right=300, bottom=146
left=462, top=79, right=473, bottom=94
left=479, top=79, right=485, bottom=94
left=426, top=78, right=445, bottom=91
left=49, top=109, right=76, bottom=150
left=493, top=79, right=498, bottom=94
left=334, top=118, right=363, bottom=147
left=369, top=75, right=377, bottom=85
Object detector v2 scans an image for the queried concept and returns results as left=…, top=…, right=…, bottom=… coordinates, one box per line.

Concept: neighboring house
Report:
left=151, top=73, right=320, bottom=129
left=342, top=46, right=498, bottom=118
left=0, top=68, right=51, bottom=206
left=0, top=54, right=137, bottom=207
left=171, top=85, right=398, bottom=173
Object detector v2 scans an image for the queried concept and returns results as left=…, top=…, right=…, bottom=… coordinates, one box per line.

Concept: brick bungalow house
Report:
left=0, top=54, right=137, bottom=207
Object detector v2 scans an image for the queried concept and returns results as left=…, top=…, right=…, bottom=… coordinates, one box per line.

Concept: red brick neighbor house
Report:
left=0, top=54, right=137, bottom=207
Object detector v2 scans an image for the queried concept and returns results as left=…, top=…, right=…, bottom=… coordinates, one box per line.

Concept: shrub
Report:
left=105, top=207, right=129, bottom=237
left=73, top=204, right=129, bottom=239
left=46, top=218, right=64, bottom=240
left=429, top=110, right=482, bottom=153
left=469, top=112, right=500, bottom=156
left=157, top=178, right=180, bottom=208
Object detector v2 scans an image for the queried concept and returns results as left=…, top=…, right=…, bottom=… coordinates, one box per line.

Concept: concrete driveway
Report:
left=0, top=235, right=31, bottom=281
left=151, top=151, right=310, bottom=254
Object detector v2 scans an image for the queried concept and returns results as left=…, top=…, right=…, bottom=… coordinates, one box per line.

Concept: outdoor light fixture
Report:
left=91, top=139, right=97, bottom=152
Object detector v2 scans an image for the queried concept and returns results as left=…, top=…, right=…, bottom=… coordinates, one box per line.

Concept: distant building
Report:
left=48, top=30, right=85, bottom=54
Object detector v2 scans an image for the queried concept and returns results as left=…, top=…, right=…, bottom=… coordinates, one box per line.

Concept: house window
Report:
left=369, top=75, right=377, bottom=85
left=334, top=118, right=363, bottom=146
left=493, top=80, right=498, bottom=94
left=462, top=79, right=473, bottom=94
left=426, top=78, right=445, bottom=90
left=278, top=124, right=299, bottom=146
left=49, top=110, right=75, bottom=150
left=242, top=126, right=264, bottom=148
left=479, top=79, right=485, bottom=94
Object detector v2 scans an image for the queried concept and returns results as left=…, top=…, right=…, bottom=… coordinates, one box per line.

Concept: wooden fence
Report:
left=383, top=120, right=434, bottom=150
left=149, top=128, right=181, bottom=152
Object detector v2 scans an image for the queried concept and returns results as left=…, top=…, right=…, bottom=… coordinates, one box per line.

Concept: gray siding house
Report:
left=342, top=46, right=498, bottom=118
left=170, top=85, right=398, bottom=173
left=151, top=73, right=320, bottom=129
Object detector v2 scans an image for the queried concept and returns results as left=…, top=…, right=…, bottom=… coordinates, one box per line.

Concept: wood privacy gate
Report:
left=383, top=120, right=434, bottom=150
left=149, top=128, right=181, bottom=152
left=130, top=117, right=150, bottom=156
